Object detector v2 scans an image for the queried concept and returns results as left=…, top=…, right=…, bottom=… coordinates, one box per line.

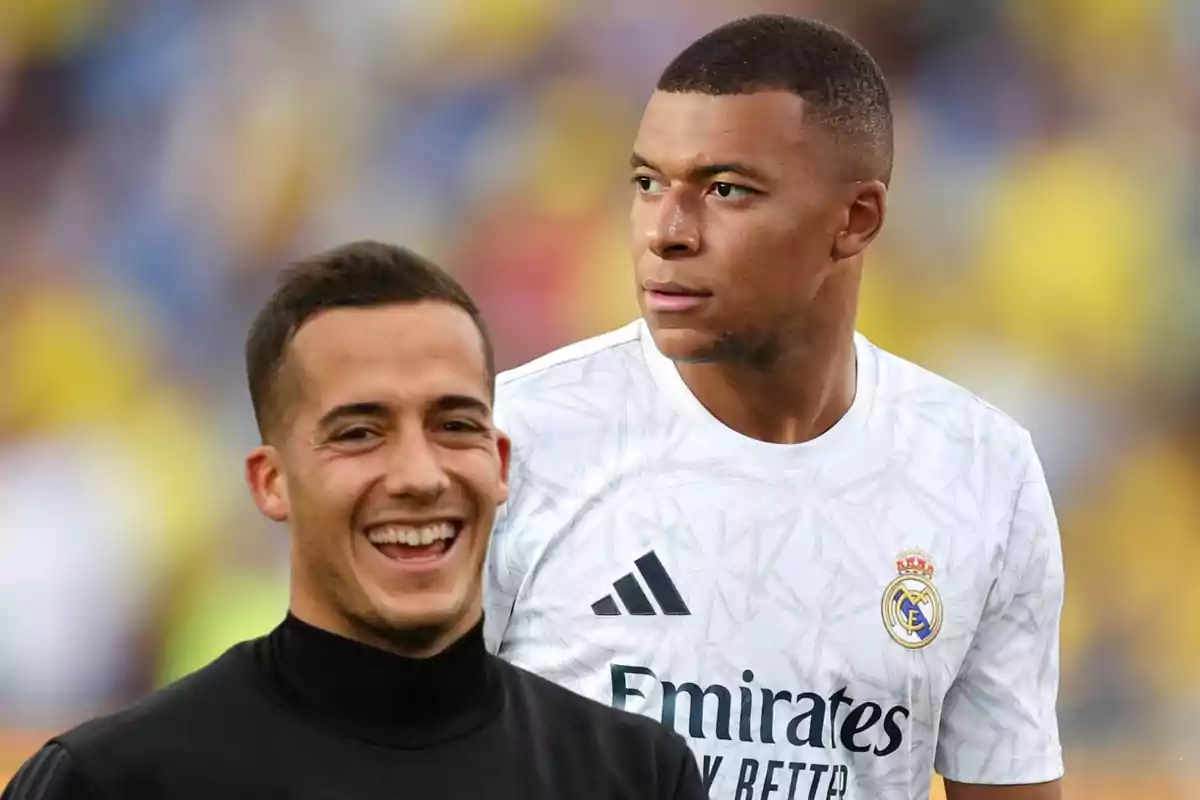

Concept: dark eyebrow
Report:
left=630, top=151, right=769, bottom=184
left=630, top=152, right=657, bottom=171
left=316, top=402, right=389, bottom=430
left=432, top=394, right=492, bottom=416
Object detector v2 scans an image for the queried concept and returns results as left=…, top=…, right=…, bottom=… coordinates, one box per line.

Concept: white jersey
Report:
left=485, top=320, right=1064, bottom=800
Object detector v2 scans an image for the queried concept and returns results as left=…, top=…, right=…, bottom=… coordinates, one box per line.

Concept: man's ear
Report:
left=832, top=179, right=887, bottom=261
left=246, top=444, right=290, bottom=523
left=493, top=428, right=511, bottom=506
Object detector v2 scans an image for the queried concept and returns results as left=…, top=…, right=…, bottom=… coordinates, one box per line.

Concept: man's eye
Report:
left=335, top=427, right=376, bottom=441
left=633, top=175, right=664, bottom=193
left=442, top=419, right=484, bottom=433
left=711, top=182, right=754, bottom=199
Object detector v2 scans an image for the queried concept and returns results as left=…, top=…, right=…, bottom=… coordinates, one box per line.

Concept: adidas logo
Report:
left=591, top=551, right=690, bottom=616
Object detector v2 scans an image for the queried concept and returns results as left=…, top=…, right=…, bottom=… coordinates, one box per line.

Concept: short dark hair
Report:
left=245, top=241, right=494, bottom=442
left=656, top=14, right=893, bottom=185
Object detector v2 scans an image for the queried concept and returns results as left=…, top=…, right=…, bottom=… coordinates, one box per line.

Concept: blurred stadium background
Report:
left=1, top=0, right=1197, bottom=796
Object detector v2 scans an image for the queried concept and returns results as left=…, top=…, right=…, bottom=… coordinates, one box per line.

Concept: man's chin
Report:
left=648, top=325, right=728, bottom=363
left=354, top=601, right=476, bottom=656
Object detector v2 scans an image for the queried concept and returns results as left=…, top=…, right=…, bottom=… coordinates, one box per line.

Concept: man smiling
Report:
left=3, top=242, right=704, bottom=800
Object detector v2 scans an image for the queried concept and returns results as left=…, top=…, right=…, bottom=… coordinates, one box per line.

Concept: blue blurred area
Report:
left=1, top=0, right=1197, bottom=791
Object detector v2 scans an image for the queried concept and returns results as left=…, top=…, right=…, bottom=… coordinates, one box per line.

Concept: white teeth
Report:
left=366, top=522, right=457, bottom=546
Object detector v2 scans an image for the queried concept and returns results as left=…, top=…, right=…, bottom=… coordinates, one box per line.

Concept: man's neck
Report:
left=675, top=327, right=858, bottom=445
left=262, top=609, right=500, bottom=748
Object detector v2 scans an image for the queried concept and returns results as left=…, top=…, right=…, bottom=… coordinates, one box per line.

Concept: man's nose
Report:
left=382, top=428, right=450, bottom=500
left=646, top=194, right=700, bottom=259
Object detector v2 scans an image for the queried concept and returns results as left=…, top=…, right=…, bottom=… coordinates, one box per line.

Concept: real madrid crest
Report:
left=881, top=548, right=943, bottom=649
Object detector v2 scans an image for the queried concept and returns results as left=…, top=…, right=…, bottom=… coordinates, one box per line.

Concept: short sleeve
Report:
left=935, top=431, right=1065, bottom=784
left=2, top=743, right=101, bottom=800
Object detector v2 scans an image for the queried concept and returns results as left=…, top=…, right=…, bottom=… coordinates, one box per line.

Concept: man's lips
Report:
left=643, top=280, right=712, bottom=313
left=363, top=520, right=463, bottom=567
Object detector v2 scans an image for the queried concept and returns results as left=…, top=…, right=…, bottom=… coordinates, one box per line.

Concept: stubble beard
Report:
left=671, top=327, right=785, bottom=373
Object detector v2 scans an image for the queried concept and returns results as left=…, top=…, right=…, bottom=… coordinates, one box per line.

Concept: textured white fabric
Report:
left=485, top=320, right=1064, bottom=799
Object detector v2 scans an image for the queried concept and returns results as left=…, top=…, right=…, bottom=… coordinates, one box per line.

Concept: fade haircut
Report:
left=245, top=241, right=495, bottom=442
left=656, top=14, right=893, bottom=185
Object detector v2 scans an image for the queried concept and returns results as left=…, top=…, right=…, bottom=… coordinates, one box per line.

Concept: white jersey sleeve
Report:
left=934, top=430, right=1065, bottom=785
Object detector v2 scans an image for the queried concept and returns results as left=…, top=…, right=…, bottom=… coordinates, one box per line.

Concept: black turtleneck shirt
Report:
left=3, top=616, right=705, bottom=799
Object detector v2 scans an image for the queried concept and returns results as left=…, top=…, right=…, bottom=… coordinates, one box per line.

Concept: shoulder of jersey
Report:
left=865, top=336, right=1034, bottom=453
left=496, top=321, right=644, bottom=399
left=497, top=320, right=643, bottom=389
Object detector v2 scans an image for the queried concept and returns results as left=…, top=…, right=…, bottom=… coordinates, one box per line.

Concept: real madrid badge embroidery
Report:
left=882, top=548, right=943, bottom=649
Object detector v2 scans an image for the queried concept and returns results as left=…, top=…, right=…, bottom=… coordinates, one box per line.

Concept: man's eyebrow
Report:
left=630, top=152, right=657, bottom=171
left=432, top=395, right=492, bottom=415
left=630, top=151, right=769, bottom=184
left=316, top=402, right=388, bottom=430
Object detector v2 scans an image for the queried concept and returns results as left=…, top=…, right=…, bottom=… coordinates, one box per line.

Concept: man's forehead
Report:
left=285, top=304, right=489, bottom=400
left=292, top=305, right=483, bottom=364
left=634, top=90, right=814, bottom=164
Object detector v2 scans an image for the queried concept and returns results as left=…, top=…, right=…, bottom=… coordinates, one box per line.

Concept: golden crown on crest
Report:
left=895, top=548, right=936, bottom=580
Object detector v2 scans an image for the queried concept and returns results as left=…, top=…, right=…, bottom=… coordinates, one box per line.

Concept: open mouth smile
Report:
left=364, top=521, right=463, bottom=566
